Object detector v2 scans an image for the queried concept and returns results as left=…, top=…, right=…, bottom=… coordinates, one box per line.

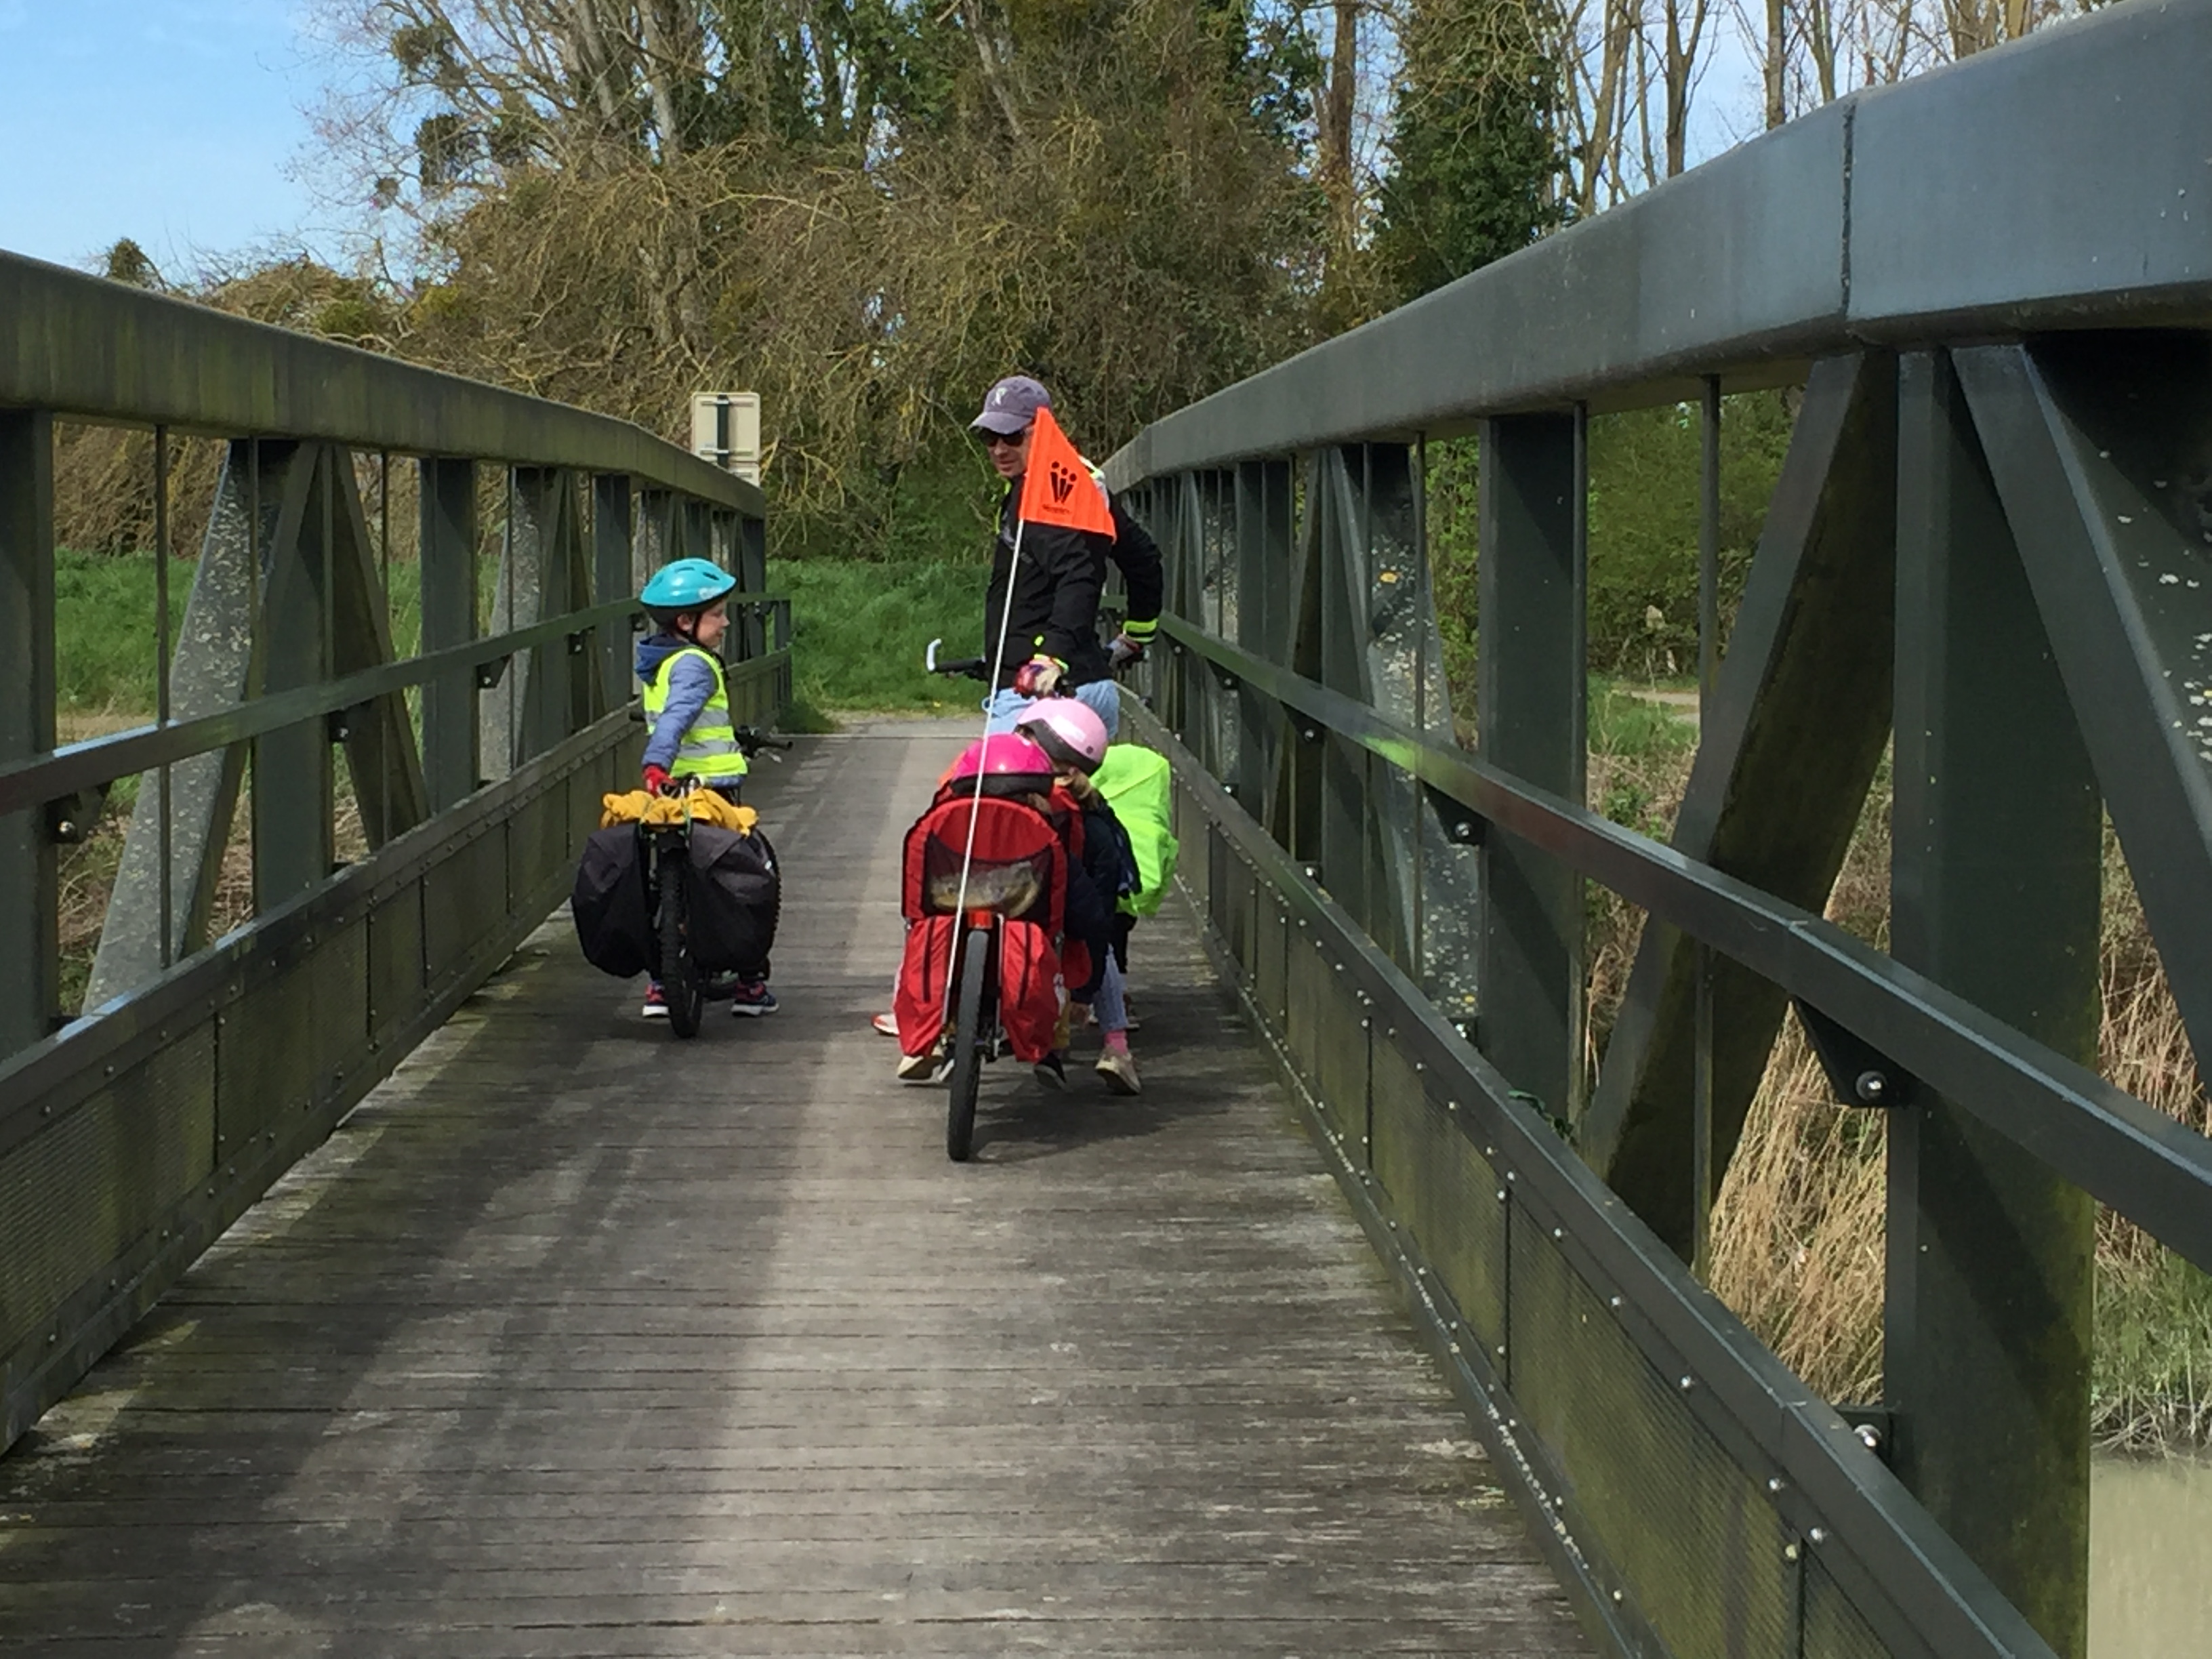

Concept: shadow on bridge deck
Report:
left=0, top=719, right=1586, bottom=1657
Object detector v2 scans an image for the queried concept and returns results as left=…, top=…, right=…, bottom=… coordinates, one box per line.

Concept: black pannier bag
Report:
left=572, top=825, right=654, bottom=978
left=684, top=825, right=779, bottom=977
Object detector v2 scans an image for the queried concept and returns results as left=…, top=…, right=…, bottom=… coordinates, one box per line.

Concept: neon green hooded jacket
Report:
left=1092, top=743, right=1178, bottom=918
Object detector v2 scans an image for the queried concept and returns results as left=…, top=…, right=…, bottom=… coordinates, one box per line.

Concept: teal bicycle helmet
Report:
left=640, top=557, right=737, bottom=611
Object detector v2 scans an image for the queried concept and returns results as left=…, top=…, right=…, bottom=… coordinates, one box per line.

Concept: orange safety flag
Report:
left=1015, top=407, right=1118, bottom=541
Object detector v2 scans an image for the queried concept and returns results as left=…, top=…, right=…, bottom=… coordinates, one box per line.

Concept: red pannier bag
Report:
left=893, top=792, right=1078, bottom=1065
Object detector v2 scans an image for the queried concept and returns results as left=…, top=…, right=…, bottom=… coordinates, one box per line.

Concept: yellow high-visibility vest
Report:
left=642, top=646, right=747, bottom=781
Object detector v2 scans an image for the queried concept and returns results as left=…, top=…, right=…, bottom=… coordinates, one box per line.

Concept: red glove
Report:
left=642, top=764, right=672, bottom=796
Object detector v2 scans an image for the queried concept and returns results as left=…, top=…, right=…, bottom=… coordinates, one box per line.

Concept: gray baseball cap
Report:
left=970, top=374, right=1051, bottom=436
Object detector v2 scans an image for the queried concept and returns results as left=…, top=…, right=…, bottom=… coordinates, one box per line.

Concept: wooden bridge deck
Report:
left=0, top=720, right=1586, bottom=1657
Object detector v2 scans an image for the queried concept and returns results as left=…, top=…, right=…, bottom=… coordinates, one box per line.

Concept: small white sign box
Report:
left=691, top=393, right=762, bottom=483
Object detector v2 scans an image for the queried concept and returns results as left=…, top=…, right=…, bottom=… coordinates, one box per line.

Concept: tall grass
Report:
left=771, top=556, right=996, bottom=714
left=1593, top=712, right=2212, bottom=1449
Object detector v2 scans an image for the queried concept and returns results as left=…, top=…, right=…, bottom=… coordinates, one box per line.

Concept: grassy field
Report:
left=53, top=549, right=988, bottom=724
left=772, top=556, right=997, bottom=716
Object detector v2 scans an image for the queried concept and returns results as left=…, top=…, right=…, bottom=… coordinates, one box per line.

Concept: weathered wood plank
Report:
left=0, top=718, right=1586, bottom=1656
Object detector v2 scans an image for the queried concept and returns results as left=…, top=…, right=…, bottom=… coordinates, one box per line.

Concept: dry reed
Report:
left=1591, top=714, right=2212, bottom=1448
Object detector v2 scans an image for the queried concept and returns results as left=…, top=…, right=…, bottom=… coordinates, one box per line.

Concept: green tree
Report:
left=311, top=0, right=1320, bottom=554
left=1370, top=0, right=1565, bottom=304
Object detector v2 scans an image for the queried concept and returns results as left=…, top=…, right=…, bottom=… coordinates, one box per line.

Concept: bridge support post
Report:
left=419, top=459, right=480, bottom=808
left=1475, top=411, right=1586, bottom=1124
left=1887, top=349, right=2097, bottom=1659
left=482, top=468, right=554, bottom=775
left=0, top=410, right=57, bottom=1053
left=634, top=488, right=674, bottom=588
left=593, top=475, right=633, bottom=714
left=1311, top=450, right=1376, bottom=943
left=329, top=451, right=428, bottom=851
left=251, top=443, right=335, bottom=912
left=1233, top=459, right=1293, bottom=843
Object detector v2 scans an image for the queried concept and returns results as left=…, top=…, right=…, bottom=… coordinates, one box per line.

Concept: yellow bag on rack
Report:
left=600, top=786, right=758, bottom=834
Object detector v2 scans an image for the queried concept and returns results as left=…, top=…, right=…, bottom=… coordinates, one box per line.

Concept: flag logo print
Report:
left=1015, top=407, right=1118, bottom=540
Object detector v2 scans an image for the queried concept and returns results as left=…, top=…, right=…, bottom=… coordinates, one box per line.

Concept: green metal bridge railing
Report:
left=0, top=253, right=788, bottom=1450
left=1105, top=5, right=2212, bottom=1656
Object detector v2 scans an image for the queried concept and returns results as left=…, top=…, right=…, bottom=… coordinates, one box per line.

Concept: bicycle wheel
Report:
left=945, top=924, right=992, bottom=1162
left=657, top=849, right=704, bottom=1038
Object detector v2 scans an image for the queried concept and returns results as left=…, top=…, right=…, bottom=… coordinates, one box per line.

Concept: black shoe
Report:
left=1033, top=1052, right=1068, bottom=1090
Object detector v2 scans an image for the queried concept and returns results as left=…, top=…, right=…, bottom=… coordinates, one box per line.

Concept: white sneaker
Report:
left=1095, top=1050, right=1141, bottom=1095
left=897, top=1049, right=951, bottom=1085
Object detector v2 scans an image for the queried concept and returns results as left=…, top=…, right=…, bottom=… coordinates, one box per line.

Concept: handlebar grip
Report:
left=733, top=725, right=795, bottom=753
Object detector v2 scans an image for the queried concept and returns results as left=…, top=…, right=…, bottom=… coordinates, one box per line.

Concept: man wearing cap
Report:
left=969, top=374, right=1164, bottom=729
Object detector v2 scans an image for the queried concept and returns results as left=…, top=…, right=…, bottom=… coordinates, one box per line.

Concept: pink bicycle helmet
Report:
left=1016, top=697, right=1109, bottom=775
left=947, top=732, right=1057, bottom=798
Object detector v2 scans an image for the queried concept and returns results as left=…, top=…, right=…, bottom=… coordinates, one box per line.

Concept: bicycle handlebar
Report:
left=924, top=638, right=991, bottom=682
left=734, top=725, right=794, bottom=755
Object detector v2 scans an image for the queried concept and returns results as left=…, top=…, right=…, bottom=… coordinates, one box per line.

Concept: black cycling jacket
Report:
left=982, top=483, right=1165, bottom=689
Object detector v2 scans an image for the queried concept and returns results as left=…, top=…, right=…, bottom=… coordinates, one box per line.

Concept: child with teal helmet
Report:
left=634, top=557, right=777, bottom=1020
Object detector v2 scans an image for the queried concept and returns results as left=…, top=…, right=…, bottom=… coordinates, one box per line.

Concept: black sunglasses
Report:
left=979, top=428, right=1029, bottom=449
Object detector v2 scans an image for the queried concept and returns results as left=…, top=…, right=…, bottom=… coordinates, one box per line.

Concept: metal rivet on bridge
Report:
left=1505, top=1171, right=1517, bottom=1183
left=1784, top=1542, right=1801, bottom=1561
left=1496, top=1345, right=1507, bottom=1358
left=1767, top=1477, right=1785, bottom=1494
left=1496, top=1190, right=1507, bottom=1202
left=1609, top=1296, right=1623, bottom=1309
left=1612, top=1591, right=1624, bottom=1605
left=1809, top=1528, right=1828, bottom=1545
left=1679, top=1376, right=1695, bottom=1392
left=1552, top=1227, right=1563, bottom=1240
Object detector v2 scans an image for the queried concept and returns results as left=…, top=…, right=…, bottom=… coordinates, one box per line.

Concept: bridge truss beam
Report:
left=1106, top=7, right=2212, bottom=1655
left=0, top=257, right=792, bottom=1455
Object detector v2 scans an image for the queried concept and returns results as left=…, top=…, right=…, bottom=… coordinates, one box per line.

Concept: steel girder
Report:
left=1101, top=1, right=2212, bottom=487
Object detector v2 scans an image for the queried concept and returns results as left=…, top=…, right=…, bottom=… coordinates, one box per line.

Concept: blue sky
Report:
left=0, top=1, right=1771, bottom=281
left=0, top=0, right=347, bottom=275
